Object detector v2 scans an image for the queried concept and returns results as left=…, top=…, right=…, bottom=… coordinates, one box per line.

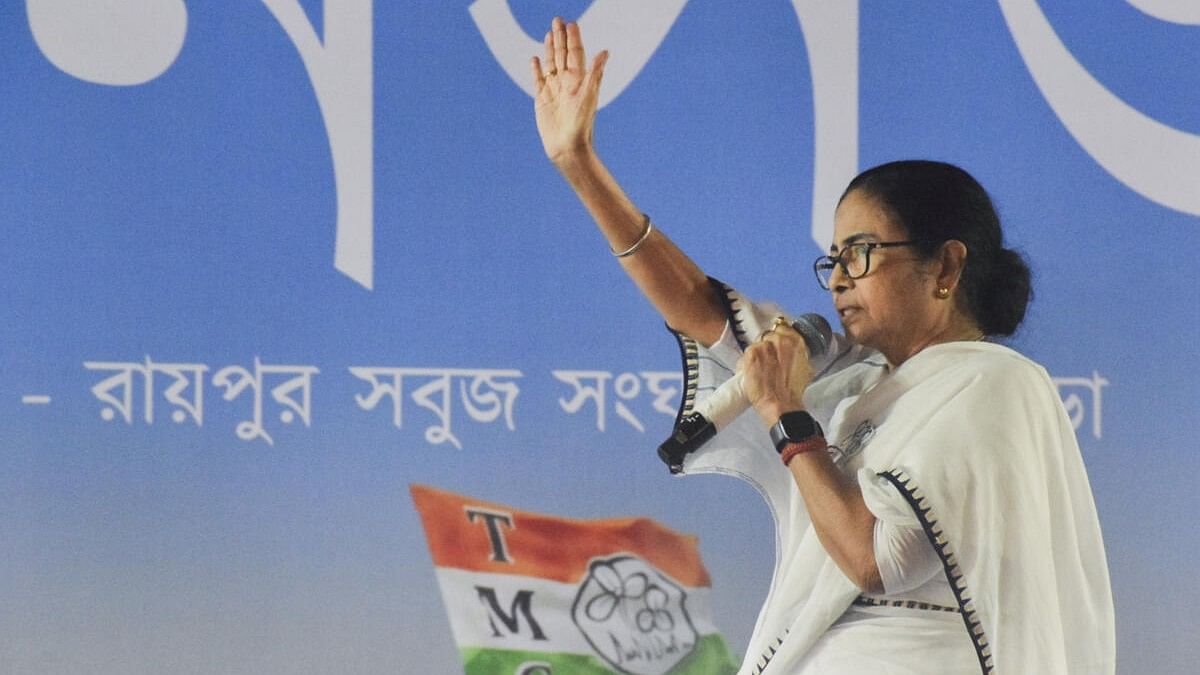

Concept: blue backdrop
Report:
left=2, top=1, right=1197, bottom=673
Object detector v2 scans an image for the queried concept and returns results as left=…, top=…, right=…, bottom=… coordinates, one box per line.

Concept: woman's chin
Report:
left=842, top=323, right=878, bottom=351
left=839, top=319, right=861, bottom=342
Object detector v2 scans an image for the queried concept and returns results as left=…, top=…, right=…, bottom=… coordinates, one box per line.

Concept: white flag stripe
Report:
left=435, top=567, right=720, bottom=654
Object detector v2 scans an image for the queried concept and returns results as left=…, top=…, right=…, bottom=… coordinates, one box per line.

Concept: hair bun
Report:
left=975, top=247, right=1032, bottom=337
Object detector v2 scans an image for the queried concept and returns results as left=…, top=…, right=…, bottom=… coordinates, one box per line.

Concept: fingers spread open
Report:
left=543, top=31, right=555, bottom=74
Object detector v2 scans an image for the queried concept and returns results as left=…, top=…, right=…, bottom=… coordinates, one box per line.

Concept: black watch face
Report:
left=780, top=412, right=819, bottom=440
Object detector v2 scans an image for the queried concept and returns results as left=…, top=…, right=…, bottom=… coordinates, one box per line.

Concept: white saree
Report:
left=669, top=282, right=1114, bottom=674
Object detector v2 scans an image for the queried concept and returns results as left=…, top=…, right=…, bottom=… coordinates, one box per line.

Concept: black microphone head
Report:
left=791, top=313, right=833, bottom=357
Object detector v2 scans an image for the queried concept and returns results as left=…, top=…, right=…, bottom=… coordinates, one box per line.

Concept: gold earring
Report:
left=936, top=287, right=950, bottom=299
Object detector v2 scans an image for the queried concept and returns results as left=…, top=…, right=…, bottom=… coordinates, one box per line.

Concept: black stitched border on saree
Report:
left=749, top=630, right=789, bottom=675
left=667, top=277, right=742, bottom=426
left=879, top=469, right=994, bottom=674
left=668, top=327, right=701, bottom=427
left=711, top=277, right=752, bottom=350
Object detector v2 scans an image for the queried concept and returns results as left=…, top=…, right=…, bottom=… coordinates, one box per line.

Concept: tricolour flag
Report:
left=411, top=484, right=739, bottom=675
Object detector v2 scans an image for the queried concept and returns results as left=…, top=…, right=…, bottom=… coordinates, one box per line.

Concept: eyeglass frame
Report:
left=812, top=240, right=928, bottom=290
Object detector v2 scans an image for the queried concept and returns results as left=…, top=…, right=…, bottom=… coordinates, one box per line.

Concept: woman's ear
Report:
left=936, top=239, right=969, bottom=292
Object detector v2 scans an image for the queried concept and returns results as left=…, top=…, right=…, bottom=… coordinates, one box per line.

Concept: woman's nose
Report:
left=828, top=260, right=852, bottom=292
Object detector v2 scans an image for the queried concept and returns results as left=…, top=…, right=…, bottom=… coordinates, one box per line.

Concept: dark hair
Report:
left=839, top=160, right=1032, bottom=337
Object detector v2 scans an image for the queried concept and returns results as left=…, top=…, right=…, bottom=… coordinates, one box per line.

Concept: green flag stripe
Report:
left=460, top=634, right=739, bottom=674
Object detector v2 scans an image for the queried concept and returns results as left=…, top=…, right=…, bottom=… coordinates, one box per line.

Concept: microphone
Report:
left=657, top=313, right=833, bottom=473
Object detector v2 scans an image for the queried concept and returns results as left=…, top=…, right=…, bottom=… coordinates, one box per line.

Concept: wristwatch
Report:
left=770, top=410, right=823, bottom=453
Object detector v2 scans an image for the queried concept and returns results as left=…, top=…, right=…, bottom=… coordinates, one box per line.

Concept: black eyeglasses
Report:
left=813, top=240, right=925, bottom=290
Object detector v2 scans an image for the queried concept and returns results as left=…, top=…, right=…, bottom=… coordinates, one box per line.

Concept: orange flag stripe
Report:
left=411, top=484, right=712, bottom=588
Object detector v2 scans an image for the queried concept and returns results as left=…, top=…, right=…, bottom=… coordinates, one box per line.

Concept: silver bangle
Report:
left=612, top=213, right=654, bottom=258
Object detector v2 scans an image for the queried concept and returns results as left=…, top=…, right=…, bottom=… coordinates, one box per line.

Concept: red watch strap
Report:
left=780, top=436, right=827, bottom=466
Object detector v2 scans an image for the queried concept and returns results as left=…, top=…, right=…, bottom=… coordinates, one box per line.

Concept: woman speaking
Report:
left=532, top=18, right=1114, bottom=675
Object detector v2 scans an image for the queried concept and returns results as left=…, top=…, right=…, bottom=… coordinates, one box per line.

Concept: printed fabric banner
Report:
left=410, top=484, right=739, bottom=675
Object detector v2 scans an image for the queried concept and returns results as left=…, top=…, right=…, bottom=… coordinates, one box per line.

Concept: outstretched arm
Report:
left=532, top=18, right=725, bottom=346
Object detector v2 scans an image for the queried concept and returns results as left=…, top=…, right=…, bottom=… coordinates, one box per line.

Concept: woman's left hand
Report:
left=740, top=319, right=815, bottom=426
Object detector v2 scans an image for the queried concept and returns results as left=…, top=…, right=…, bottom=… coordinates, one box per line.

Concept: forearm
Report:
left=555, top=148, right=726, bottom=345
left=787, top=450, right=882, bottom=593
left=743, top=333, right=880, bottom=591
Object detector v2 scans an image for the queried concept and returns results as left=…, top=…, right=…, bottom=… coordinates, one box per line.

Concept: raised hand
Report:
left=527, top=18, right=726, bottom=345
left=531, top=18, right=609, bottom=165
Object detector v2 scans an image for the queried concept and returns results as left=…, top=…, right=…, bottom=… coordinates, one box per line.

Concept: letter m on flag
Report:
left=411, top=484, right=739, bottom=674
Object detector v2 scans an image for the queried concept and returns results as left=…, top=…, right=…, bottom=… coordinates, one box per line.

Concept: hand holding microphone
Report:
left=658, top=314, right=832, bottom=473
left=741, top=316, right=818, bottom=425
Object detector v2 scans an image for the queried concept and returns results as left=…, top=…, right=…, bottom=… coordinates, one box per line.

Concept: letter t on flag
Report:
left=410, top=484, right=738, bottom=674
